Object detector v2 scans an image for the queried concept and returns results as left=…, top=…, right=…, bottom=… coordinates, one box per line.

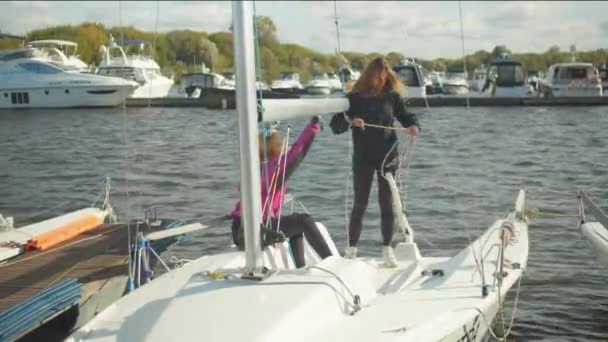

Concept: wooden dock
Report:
left=0, top=224, right=132, bottom=342
left=126, top=95, right=608, bottom=109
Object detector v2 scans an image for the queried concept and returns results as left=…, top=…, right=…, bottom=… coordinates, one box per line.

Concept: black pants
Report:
left=231, top=213, right=333, bottom=268
left=348, top=161, right=397, bottom=247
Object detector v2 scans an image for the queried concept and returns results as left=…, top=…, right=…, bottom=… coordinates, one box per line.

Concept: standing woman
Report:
left=331, top=57, right=420, bottom=267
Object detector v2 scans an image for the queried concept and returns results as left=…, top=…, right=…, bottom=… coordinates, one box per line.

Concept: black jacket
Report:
left=335, top=91, right=420, bottom=168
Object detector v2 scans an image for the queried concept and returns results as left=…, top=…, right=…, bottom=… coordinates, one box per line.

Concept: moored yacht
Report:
left=97, top=37, right=174, bottom=98
left=539, top=63, right=602, bottom=97
left=481, top=56, right=532, bottom=97
left=271, top=71, right=303, bottom=93
left=0, top=49, right=137, bottom=108
left=393, top=59, right=426, bottom=98
left=442, top=68, right=469, bottom=95
left=305, top=73, right=333, bottom=95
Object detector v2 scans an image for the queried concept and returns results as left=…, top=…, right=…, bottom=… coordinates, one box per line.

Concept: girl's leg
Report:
left=377, top=169, right=395, bottom=246
left=348, top=163, right=376, bottom=247
left=278, top=214, right=333, bottom=268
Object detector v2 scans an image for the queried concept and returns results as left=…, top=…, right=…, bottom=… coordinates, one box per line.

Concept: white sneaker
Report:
left=344, top=246, right=357, bottom=259
left=383, top=246, right=398, bottom=268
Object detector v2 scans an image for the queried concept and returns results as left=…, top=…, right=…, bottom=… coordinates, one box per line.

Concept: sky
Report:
left=1, top=1, right=607, bottom=59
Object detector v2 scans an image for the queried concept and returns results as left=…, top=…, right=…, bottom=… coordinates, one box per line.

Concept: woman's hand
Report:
left=352, top=117, right=365, bottom=129
left=406, top=125, right=419, bottom=136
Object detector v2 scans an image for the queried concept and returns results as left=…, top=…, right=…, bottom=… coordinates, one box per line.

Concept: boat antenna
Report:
left=458, top=0, right=470, bottom=110
left=333, top=0, right=342, bottom=56
left=333, top=0, right=347, bottom=88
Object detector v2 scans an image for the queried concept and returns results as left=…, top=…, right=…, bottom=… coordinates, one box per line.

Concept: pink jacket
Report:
left=231, top=122, right=321, bottom=221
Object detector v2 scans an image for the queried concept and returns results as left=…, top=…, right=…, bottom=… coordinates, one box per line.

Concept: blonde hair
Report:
left=259, top=129, right=283, bottom=161
left=352, top=57, right=405, bottom=96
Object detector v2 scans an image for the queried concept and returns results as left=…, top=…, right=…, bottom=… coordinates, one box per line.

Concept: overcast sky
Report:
left=2, top=1, right=607, bottom=59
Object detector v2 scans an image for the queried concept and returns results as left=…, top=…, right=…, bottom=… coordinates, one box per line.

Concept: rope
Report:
left=118, top=0, right=135, bottom=292
left=333, top=0, right=341, bottom=56
left=274, top=127, right=291, bottom=232
left=457, top=0, right=470, bottom=110
left=147, top=0, right=160, bottom=106
left=252, top=0, right=273, bottom=231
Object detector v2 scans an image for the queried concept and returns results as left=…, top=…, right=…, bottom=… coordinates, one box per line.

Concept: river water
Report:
left=1, top=105, right=607, bottom=340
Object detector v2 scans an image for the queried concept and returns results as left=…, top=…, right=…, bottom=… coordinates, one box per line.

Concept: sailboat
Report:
left=67, top=2, right=529, bottom=341
left=577, top=191, right=608, bottom=270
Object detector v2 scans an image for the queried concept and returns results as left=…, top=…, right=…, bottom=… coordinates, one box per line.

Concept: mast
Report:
left=232, top=1, right=264, bottom=274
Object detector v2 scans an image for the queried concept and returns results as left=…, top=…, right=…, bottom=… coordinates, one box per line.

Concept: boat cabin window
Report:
left=393, top=66, right=421, bottom=87
left=564, top=67, right=588, bottom=80
left=492, top=64, right=525, bottom=86
left=19, top=62, right=62, bottom=74
left=98, top=67, right=137, bottom=81
left=599, top=69, right=608, bottom=81
left=281, top=72, right=298, bottom=81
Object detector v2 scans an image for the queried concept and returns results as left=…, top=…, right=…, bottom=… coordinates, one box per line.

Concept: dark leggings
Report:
left=231, top=213, right=333, bottom=268
left=348, top=162, right=396, bottom=247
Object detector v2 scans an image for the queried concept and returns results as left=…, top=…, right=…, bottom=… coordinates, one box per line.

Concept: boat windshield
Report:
left=222, top=73, right=235, bottom=80
left=19, top=62, right=63, bottom=74
left=393, top=66, right=421, bottom=87
left=281, top=73, right=296, bottom=80
left=559, top=66, right=593, bottom=80
left=491, top=64, right=525, bottom=86
left=98, top=66, right=137, bottom=81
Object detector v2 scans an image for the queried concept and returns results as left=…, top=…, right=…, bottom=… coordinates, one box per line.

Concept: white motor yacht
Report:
left=393, top=59, right=426, bottom=98
left=169, top=72, right=235, bottom=98
left=0, top=49, right=137, bottom=109
left=540, top=63, right=602, bottom=97
left=443, top=69, right=469, bottom=95
left=305, top=73, right=333, bottom=95
left=97, top=37, right=174, bottom=98
left=26, top=39, right=92, bottom=73
left=481, top=57, right=532, bottom=97
left=271, top=72, right=303, bottom=93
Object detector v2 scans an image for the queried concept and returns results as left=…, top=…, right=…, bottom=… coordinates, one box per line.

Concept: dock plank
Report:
left=0, top=224, right=131, bottom=312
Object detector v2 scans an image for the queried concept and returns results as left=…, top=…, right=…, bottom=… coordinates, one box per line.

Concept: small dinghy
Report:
left=67, top=3, right=530, bottom=341
left=577, top=191, right=608, bottom=270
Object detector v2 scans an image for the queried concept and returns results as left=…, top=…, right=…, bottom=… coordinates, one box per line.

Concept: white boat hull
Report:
left=581, top=222, right=608, bottom=270
left=68, top=191, right=528, bottom=342
left=443, top=84, right=469, bottom=95
left=0, top=86, right=133, bottom=108
left=130, top=78, right=175, bottom=98
left=306, top=86, right=331, bottom=95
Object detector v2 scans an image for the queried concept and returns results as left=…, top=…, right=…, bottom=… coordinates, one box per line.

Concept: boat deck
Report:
left=0, top=224, right=130, bottom=314
left=0, top=223, right=139, bottom=342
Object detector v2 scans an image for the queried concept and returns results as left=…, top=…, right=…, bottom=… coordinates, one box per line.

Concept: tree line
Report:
left=1, top=18, right=607, bottom=82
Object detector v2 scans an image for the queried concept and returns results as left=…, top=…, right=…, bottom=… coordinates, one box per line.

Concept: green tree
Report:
left=198, top=37, right=218, bottom=71
left=386, top=51, right=405, bottom=66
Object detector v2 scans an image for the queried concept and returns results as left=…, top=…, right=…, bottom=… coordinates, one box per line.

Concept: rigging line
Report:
left=252, top=0, right=273, bottom=231
left=274, top=127, right=291, bottom=233
left=333, top=0, right=341, bottom=56
left=148, top=0, right=160, bottom=106
left=118, top=0, right=134, bottom=291
left=458, top=0, right=470, bottom=110
left=400, top=25, right=429, bottom=110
